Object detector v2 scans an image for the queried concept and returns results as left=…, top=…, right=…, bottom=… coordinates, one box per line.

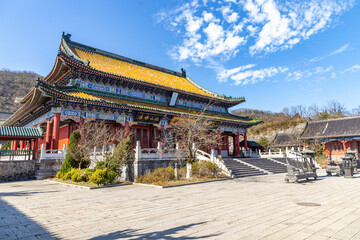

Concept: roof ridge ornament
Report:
left=62, top=32, right=72, bottom=41
left=181, top=68, right=186, bottom=78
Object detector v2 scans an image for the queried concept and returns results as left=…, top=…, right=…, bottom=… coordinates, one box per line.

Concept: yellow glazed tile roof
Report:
left=68, top=92, right=100, bottom=100
left=73, top=49, right=214, bottom=97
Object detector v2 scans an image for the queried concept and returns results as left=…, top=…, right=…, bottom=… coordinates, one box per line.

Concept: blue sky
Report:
left=0, top=0, right=359, bottom=112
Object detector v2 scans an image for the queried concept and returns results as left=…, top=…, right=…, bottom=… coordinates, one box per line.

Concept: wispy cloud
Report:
left=287, top=65, right=334, bottom=81
left=309, top=43, right=349, bottom=63
left=158, top=0, right=354, bottom=63
left=217, top=64, right=288, bottom=85
left=342, top=64, right=360, bottom=73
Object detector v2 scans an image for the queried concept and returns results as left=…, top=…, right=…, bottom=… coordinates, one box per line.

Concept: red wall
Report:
left=58, top=125, right=70, bottom=149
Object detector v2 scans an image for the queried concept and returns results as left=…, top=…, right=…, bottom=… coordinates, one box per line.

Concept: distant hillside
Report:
left=0, top=69, right=42, bottom=112
left=231, top=108, right=305, bottom=136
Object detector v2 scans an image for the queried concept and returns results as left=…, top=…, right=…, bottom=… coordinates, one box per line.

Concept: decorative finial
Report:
left=181, top=68, right=186, bottom=77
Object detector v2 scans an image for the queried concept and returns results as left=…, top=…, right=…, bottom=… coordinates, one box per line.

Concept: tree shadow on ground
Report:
left=0, top=190, right=59, bottom=239
left=89, top=221, right=221, bottom=240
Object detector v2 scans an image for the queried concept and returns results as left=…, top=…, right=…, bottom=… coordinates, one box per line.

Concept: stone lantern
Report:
left=301, top=147, right=317, bottom=174
left=342, top=148, right=356, bottom=178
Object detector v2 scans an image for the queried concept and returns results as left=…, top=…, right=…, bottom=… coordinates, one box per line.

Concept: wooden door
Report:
left=133, top=127, right=150, bottom=148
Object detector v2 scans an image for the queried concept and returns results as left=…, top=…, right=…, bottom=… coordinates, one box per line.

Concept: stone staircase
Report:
left=271, top=158, right=287, bottom=164
left=240, top=158, right=287, bottom=174
left=222, top=158, right=267, bottom=178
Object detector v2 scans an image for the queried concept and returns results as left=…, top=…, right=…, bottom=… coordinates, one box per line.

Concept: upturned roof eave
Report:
left=2, top=88, right=48, bottom=127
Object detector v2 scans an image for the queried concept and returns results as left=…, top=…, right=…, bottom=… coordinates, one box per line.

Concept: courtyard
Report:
left=1, top=170, right=360, bottom=240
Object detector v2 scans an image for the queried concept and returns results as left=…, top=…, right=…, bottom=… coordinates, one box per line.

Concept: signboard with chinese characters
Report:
left=135, top=112, right=162, bottom=124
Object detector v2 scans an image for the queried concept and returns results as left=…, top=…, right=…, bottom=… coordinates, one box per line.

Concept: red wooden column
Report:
left=45, top=118, right=52, bottom=149
left=236, top=132, right=240, bottom=156
left=244, top=132, right=248, bottom=150
left=52, top=112, right=61, bottom=150
left=14, top=141, right=18, bottom=150
left=342, top=140, right=347, bottom=153
left=11, top=141, right=15, bottom=150
left=125, top=121, right=130, bottom=138
left=33, top=138, right=39, bottom=160
left=19, top=141, right=24, bottom=150
left=217, top=130, right=221, bottom=156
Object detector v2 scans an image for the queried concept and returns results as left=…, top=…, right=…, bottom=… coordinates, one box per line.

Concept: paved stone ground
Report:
left=1, top=169, right=360, bottom=240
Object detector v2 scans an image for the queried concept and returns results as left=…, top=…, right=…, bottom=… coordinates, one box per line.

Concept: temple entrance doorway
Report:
left=132, top=126, right=151, bottom=148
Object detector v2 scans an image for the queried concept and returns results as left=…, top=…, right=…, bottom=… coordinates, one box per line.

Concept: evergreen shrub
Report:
left=89, top=169, right=108, bottom=185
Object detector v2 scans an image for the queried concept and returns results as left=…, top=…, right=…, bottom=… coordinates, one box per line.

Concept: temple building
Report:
left=3, top=33, right=262, bottom=157
left=301, top=116, right=360, bottom=161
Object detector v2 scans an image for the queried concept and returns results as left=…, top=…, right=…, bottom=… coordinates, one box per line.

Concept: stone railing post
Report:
left=135, top=141, right=141, bottom=161
left=62, top=144, right=67, bottom=159
left=102, top=145, right=105, bottom=161
left=112, top=144, right=116, bottom=155
left=157, top=142, right=162, bottom=160
left=93, top=146, right=97, bottom=163
left=210, top=149, right=215, bottom=162
left=134, top=141, right=141, bottom=179
left=249, top=149, right=252, bottom=158
left=40, top=144, right=45, bottom=161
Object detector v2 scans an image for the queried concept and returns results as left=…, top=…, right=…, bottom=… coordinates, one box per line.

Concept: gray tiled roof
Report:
left=269, top=133, right=301, bottom=148
left=301, top=116, right=360, bottom=140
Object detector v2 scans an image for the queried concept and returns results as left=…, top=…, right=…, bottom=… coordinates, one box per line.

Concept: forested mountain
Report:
left=0, top=69, right=42, bottom=112
left=232, top=101, right=360, bottom=136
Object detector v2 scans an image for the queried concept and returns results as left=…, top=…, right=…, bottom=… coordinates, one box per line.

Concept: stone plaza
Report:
left=1, top=169, right=360, bottom=240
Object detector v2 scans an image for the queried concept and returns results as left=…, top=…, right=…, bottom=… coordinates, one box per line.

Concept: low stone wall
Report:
left=133, top=159, right=186, bottom=179
left=0, top=160, right=36, bottom=182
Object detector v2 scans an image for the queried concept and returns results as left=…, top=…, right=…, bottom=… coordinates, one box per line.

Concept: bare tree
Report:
left=307, top=104, right=320, bottom=119
left=163, top=112, right=219, bottom=164
left=324, top=100, right=347, bottom=116
left=350, top=106, right=360, bottom=116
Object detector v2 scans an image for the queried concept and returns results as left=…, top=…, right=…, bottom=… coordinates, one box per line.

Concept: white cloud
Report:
left=158, top=0, right=354, bottom=62
left=343, top=64, right=360, bottom=73
left=217, top=64, right=288, bottom=85
left=309, top=43, right=349, bottom=63
left=330, top=43, right=349, bottom=55
left=287, top=65, right=334, bottom=81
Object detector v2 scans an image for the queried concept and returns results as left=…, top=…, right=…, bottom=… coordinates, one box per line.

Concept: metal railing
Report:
left=0, top=149, right=34, bottom=161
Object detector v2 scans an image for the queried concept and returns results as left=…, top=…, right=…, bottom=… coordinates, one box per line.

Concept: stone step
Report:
left=222, top=159, right=268, bottom=178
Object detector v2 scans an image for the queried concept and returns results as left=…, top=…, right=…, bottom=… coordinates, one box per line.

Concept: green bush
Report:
left=69, top=168, right=93, bottom=182
left=106, top=169, right=116, bottom=184
left=1, top=141, right=11, bottom=150
left=90, top=169, right=108, bottom=185
left=62, top=168, right=78, bottom=180
left=105, top=138, right=132, bottom=177
left=58, top=130, right=90, bottom=177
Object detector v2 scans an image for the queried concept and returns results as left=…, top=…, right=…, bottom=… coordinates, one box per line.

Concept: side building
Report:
left=3, top=33, right=262, bottom=157
left=301, top=116, right=360, bottom=161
